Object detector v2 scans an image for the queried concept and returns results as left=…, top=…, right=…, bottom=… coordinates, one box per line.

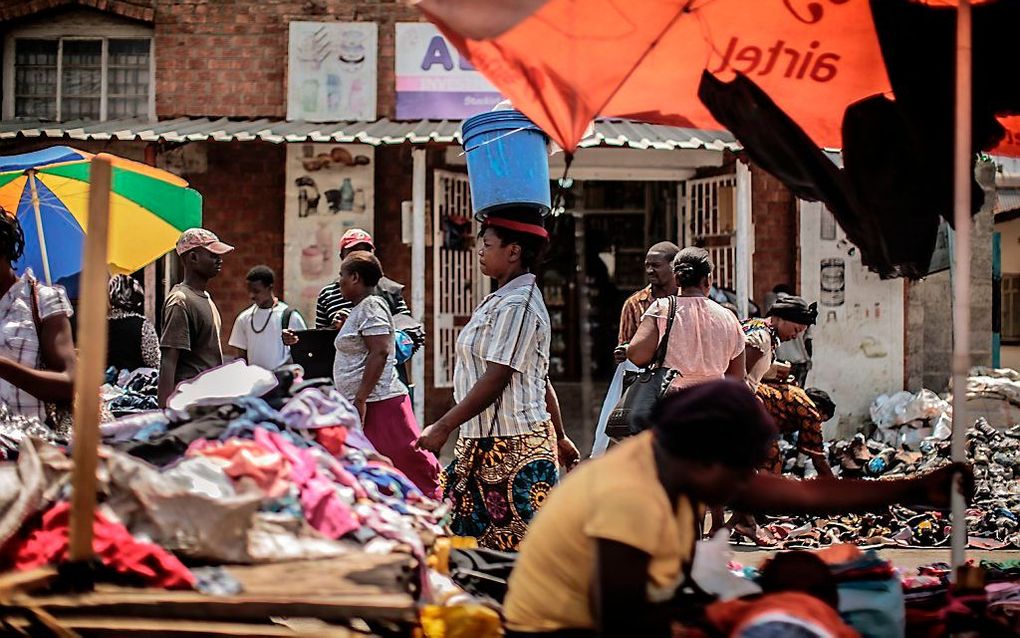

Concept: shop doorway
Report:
left=538, top=179, right=679, bottom=384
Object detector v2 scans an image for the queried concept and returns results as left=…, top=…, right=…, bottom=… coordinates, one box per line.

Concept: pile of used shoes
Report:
left=762, top=418, right=1020, bottom=550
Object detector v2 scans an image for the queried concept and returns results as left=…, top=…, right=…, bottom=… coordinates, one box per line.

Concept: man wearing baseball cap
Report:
left=287, top=228, right=421, bottom=389
left=310, top=228, right=412, bottom=329
left=157, top=228, right=234, bottom=407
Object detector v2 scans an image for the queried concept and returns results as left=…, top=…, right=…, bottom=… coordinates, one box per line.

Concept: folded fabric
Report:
left=707, top=592, right=858, bottom=638
left=254, top=428, right=360, bottom=540
left=0, top=438, right=68, bottom=549
left=101, top=411, right=171, bottom=443
left=3, top=501, right=194, bottom=590
left=188, top=438, right=292, bottom=498
left=280, top=387, right=361, bottom=431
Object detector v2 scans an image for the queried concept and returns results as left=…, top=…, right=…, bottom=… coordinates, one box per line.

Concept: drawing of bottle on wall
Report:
left=296, top=25, right=331, bottom=116
left=324, top=178, right=356, bottom=214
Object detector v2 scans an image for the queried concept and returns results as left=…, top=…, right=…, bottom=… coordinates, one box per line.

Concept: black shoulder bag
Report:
left=606, top=295, right=679, bottom=437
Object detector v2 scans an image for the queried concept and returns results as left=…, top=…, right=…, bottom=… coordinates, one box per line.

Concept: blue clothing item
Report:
left=132, top=420, right=169, bottom=442
left=262, top=488, right=304, bottom=519
left=394, top=330, right=415, bottom=365
left=219, top=420, right=282, bottom=442
left=740, top=623, right=825, bottom=638
left=838, top=578, right=904, bottom=638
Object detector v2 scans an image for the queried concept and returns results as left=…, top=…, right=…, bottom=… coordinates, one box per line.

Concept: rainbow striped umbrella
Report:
left=0, top=146, right=202, bottom=285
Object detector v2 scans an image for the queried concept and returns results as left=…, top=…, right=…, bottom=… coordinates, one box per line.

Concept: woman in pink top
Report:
left=626, top=247, right=745, bottom=389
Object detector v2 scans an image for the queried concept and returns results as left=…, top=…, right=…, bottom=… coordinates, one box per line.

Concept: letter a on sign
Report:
left=421, top=36, right=455, bottom=71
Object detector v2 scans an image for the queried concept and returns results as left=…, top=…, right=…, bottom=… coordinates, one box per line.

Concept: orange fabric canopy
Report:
left=418, top=0, right=1018, bottom=156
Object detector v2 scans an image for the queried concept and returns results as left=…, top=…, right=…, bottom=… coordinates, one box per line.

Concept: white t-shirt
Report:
left=229, top=302, right=307, bottom=371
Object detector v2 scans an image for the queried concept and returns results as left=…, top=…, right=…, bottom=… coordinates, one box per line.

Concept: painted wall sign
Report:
left=395, top=23, right=503, bottom=120
left=287, top=22, right=377, bottom=121
left=284, top=144, right=375, bottom=324
left=800, top=200, right=905, bottom=436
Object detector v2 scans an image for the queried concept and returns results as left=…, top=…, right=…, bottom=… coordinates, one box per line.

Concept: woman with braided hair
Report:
left=626, top=247, right=745, bottom=390
left=107, top=274, right=160, bottom=371
left=0, top=207, right=76, bottom=426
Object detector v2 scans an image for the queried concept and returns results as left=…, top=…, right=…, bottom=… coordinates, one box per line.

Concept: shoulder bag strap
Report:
left=281, top=306, right=295, bottom=331
left=652, top=295, right=677, bottom=369
left=455, top=280, right=539, bottom=494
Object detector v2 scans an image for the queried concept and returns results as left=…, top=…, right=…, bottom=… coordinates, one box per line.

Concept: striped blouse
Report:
left=453, top=274, right=551, bottom=439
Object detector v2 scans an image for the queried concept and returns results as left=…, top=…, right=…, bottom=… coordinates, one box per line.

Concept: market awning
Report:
left=0, top=117, right=739, bottom=151
left=994, top=188, right=1020, bottom=219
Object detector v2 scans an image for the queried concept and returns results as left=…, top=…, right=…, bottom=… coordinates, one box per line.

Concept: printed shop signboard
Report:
left=284, top=143, right=375, bottom=324
left=287, top=22, right=377, bottom=121
left=395, top=23, right=503, bottom=120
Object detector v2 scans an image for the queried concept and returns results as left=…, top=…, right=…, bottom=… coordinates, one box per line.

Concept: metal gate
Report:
left=682, top=174, right=737, bottom=290
left=433, top=170, right=488, bottom=388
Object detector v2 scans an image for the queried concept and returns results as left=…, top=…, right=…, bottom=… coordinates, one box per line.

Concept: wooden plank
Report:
left=69, top=156, right=112, bottom=562
left=9, top=592, right=417, bottom=625
left=0, top=567, right=57, bottom=597
left=0, top=616, right=361, bottom=638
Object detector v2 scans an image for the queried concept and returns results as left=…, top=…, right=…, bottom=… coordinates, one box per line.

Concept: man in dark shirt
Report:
left=300, top=228, right=421, bottom=389
left=157, top=228, right=234, bottom=408
left=313, top=228, right=411, bottom=328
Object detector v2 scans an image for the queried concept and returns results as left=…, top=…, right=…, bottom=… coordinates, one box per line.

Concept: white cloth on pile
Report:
left=167, top=360, right=278, bottom=411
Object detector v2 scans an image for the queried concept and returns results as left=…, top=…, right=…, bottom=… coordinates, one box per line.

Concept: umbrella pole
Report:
left=26, top=171, right=53, bottom=286
left=950, top=0, right=972, bottom=576
left=68, top=157, right=112, bottom=563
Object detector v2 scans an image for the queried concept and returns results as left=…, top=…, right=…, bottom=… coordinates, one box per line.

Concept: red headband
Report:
left=484, top=216, right=549, bottom=239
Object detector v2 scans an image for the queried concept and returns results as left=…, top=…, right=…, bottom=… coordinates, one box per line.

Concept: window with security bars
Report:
left=1002, top=274, right=1020, bottom=344
left=12, top=37, right=151, bottom=121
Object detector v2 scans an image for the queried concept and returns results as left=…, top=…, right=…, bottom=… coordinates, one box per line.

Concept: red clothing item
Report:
left=316, top=426, right=349, bottom=456
left=4, top=502, right=194, bottom=590
left=707, top=592, right=858, bottom=638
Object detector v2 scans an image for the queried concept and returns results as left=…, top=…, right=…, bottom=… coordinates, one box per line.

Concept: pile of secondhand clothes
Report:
left=761, top=418, right=1020, bottom=550
left=0, top=363, right=454, bottom=590
left=900, top=559, right=1020, bottom=635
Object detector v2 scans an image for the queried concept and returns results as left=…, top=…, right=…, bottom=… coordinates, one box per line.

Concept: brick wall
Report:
left=751, top=164, right=798, bottom=303
left=178, top=141, right=286, bottom=331
left=0, top=0, right=154, bottom=22
left=906, top=166, right=996, bottom=393
left=153, top=0, right=423, bottom=119
left=372, top=144, right=459, bottom=422
left=0, top=0, right=427, bottom=119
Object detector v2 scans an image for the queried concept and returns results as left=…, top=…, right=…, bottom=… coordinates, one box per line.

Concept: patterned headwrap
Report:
left=766, top=293, right=818, bottom=326
left=109, top=274, right=144, bottom=313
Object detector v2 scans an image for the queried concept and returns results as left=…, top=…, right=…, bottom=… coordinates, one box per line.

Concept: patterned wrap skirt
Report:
left=756, top=382, right=825, bottom=475
left=442, top=421, right=559, bottom=551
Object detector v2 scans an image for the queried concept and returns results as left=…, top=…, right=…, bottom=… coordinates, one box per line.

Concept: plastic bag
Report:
left=690, top=529, right=762, bottom=601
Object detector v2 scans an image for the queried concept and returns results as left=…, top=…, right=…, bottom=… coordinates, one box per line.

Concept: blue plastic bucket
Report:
left=461, top=109, right=551, bottom=217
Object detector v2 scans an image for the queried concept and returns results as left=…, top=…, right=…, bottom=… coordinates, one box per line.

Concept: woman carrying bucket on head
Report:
left=414, top=109, right=580, bottom=551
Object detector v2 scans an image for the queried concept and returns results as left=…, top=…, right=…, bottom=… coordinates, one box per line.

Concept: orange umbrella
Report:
left=416, top=0, right=1018, bottom=156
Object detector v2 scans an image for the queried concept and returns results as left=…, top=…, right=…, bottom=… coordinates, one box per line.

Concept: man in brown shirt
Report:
left=157, top=228, right=234, bottom=408
left=613, top=241, right=679, bottom=363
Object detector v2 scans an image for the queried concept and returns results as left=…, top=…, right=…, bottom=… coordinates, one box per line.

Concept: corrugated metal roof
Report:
left=0, top=117, right=739, bottom=151
left=995, top=188, right=1020, bottom=216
